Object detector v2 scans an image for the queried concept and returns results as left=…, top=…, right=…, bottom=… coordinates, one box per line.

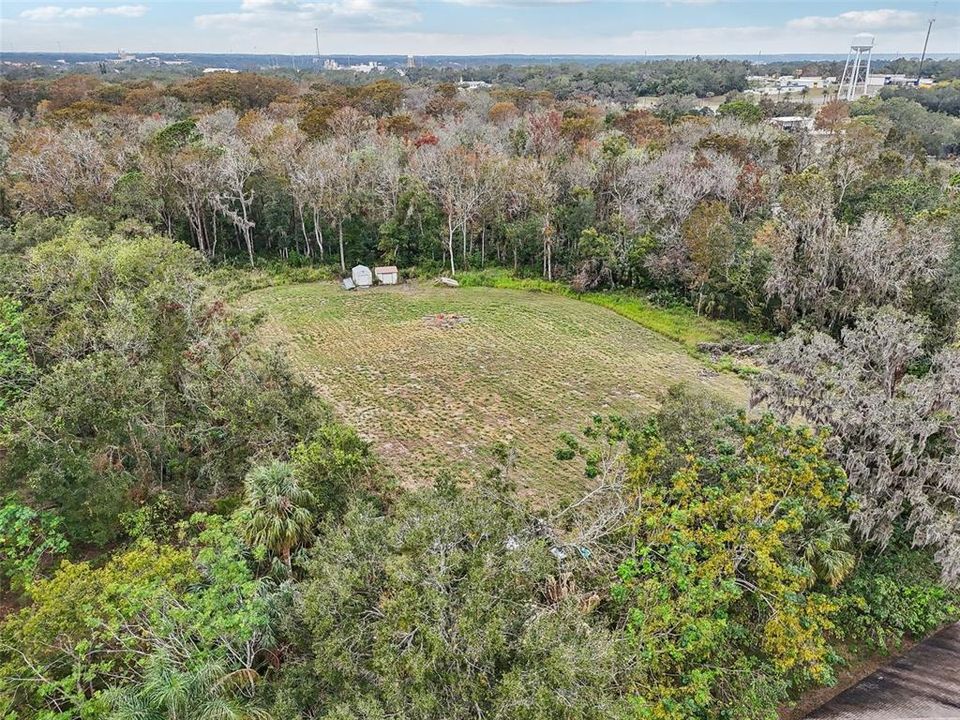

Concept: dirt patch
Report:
left=423, top=313, right=470, bottom=330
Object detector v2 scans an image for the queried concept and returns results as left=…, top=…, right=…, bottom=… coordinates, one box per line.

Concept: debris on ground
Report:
left=697, top=340, right=764, bottom=359
left=423, top=313, right=470, bottom=330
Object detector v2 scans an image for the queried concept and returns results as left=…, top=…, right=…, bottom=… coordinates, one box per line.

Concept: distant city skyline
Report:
left=2, top=1, right=958, bottom=57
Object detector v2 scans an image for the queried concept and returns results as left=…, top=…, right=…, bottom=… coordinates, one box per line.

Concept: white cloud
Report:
left=19, top=4, right=147, bottom=22
left=444, top=0, right=712, bottom=4
left=63, top=7, right=101, bottom=18
left=787, top=9, right=920, bottom=32
left=162, top=21, right=928, bottom=56
left=195, top=0, right=420, bottom=33
left=6, top=0, right=957, bottom=57
left=104, top=5, right=149, bottom=17
left=18, top=6, right=66, bottom=21
left=240, top=0, right=306, bottom=8
left=442, top=1, right=588, bottom=6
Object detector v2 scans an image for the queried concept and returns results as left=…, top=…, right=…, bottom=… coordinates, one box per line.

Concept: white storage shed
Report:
left=351, top=265, right=373, bottom=288
left=375, top=266, right=399, bottom=285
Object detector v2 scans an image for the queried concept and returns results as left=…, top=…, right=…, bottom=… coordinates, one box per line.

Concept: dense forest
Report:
left=1, top=60, right=960, bottom=718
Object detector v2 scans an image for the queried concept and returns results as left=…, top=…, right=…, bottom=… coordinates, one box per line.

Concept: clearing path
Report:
left=805, top=623, right=960, bottom=720
left=245, top=282, right=747, bottom=497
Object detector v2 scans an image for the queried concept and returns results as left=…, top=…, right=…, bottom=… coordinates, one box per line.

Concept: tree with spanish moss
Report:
left=755, top=306, right=960, bottom=584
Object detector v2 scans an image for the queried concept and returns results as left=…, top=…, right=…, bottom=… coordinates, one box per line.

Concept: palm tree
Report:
left=797, top=515, right=856, bottom=588
left=241, top=461, right=315, bottom=570
left=107, top=652, right=270, bottom=720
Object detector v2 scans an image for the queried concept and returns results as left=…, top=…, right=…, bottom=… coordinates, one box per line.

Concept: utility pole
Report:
left=916, top=10, right=936, bottom=86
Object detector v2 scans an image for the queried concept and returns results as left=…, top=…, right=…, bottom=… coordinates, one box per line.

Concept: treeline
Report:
left=758, top=58, right=960, bottom=82
left=881, top=57, right=960, bottom=81
left=1, top=57, right=753, bottom=106
left=409, top=57, right=752, bottom=102
left=880, top=80, right=960, bottom=117
left=0, top=71, right=297, bottom=118
left=2, top=71, right=959, bottom=333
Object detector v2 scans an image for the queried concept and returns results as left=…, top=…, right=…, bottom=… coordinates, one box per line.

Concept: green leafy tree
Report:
left=852, top=95, right=960, bottom=157
left=835, top=532, right=960, bottom=653
left=0, top=541, right=198, bottom=716
left=0, top=500, right=68, bottom=592
left=0, top=296, right=33, bottom=413
left=276, top=478, right=630, bottom=719
left=376, top=177, right=444, bottom=268
left=572, top=226, right=615, bottom=291
left=1, top=225, right=324, bottom=543
left=291, top=423, right=375, bottom=515
left=841, top=176, right=946, bottom=223
left=108, top=170, right=164, bottom=226
left=4, top=352, right=155, bottom=543
left=613, top=411, right=852, bottom=718
left=717, top=98, right=763, bottom=124
left=680, top=200, right=737, bottom=315
left=0, top=515, right=272, bottom=718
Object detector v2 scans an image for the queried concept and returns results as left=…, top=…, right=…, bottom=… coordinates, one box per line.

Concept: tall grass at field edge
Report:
left=454, top=269, right=765, bottom=351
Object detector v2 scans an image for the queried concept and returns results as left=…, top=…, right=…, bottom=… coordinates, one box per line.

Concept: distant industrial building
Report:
left=351, top=61, right=385, bottom=73
left=768, top=116, right=815, bottom=132
left=458, top=79, right=492, bottom=91
left=746, top=75, right=837, bottom=98
left=865, top=74, right=935, bottom=95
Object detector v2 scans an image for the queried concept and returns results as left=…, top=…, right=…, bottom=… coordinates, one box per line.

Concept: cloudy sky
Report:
left=2, top=1, right=957, bottom=56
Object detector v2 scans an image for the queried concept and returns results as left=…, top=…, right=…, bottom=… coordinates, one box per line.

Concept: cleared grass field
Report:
left=245, top=282, right=748, bottom=498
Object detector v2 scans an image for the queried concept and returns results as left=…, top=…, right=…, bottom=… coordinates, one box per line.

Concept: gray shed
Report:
left=351, top=265, right=373, bottom=288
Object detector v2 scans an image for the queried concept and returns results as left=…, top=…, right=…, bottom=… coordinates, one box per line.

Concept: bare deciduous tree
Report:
left=213, top=138, right=259, bottom=266
left=290, top=141, right=341, bottom=260
left=11, top=126, right=119, bottom=215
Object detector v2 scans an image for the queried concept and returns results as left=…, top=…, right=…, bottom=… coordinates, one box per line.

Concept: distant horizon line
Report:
left=5, top=50, right=959, bottom=60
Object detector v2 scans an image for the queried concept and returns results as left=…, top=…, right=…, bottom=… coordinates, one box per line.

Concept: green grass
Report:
left=206, top=261, right=336, bottom=300
left=243, top=281, right=748, bottom=499
left=455, top=269, right=760, bottom=350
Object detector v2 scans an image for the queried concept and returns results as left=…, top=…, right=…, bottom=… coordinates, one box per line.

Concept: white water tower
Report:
left=837, top=33, right=874, bottom=101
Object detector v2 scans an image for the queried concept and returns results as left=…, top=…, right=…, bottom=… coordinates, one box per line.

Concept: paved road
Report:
left=806, top=623, right=960, bottom=719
